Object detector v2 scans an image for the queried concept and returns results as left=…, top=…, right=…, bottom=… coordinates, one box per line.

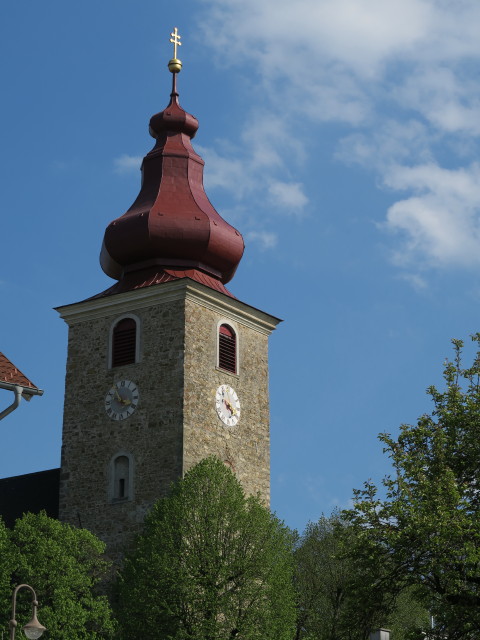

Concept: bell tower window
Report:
left=111, top=317, right=138, bottom=368
left=218, top=324, right=237, bottom=374
left=110, top=454, right=133, bottom=502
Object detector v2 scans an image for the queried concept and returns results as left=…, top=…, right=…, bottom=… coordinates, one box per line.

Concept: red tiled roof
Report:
left=88, top=267, right=236, bottom=300
left=0, top=352, right=38, bottom=390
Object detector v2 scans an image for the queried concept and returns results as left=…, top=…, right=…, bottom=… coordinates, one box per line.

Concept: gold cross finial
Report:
left=168, top=27, right=182, bottom=73
left=170, top=27, right=181, bottom=59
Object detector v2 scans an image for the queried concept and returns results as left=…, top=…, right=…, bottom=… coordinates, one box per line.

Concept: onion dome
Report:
left=99, top=32, right=244, bottom=298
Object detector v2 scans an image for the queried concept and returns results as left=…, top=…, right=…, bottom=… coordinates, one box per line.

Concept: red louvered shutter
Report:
left=219, top=324, right=236, bottom=373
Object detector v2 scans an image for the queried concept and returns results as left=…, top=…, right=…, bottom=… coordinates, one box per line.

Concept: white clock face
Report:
left=215, top=385, right=241, bottom=427
left=105, top=380, right=139, bottom=421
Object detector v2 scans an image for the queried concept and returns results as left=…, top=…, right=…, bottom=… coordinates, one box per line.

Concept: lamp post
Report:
left=9, top=584, right=46, bottom=640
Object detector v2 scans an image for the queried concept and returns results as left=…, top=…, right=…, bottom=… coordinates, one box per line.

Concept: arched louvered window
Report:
left=218, top=324, right=237, bottom=373
left=112, top=318, right=137, bottom=367
left=113, top=455, right=130, bottom=501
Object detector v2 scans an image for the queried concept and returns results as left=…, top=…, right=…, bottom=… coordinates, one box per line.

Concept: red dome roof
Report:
left=100, top=75, right=244, bottom=296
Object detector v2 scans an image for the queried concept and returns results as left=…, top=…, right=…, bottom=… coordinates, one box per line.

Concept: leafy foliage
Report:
left=386, top=586, right=430, bottom=640
left=0, top=511, right=116, bottom=639
left=116, top=456, right=296, bottom=640
left=0, top=518, right=17, bottom=631
left=346, top=336, right=480, bottom=639
left=294, top=511, right=396, bottom=640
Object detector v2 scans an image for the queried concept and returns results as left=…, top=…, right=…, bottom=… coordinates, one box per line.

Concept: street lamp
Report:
left=9, top=584, right=46, bottom=640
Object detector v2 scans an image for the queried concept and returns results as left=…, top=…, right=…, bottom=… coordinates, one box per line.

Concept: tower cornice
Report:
left=55, top=279, right=281, bottom=335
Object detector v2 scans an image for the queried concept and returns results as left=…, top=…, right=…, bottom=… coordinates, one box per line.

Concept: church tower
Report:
left=56, top=31, right=280, bottom=557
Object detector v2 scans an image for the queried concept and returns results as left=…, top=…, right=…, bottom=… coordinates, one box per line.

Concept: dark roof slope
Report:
left=0, top=468, right=60, bottom=527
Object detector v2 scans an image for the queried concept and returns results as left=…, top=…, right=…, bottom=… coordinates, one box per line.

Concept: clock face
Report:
left=215, top=385, right=241, bottom=427
left=105, top=380, right=139, bottom=421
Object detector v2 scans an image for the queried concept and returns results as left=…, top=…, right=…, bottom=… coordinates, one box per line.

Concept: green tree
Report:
left=294, top=511, right=396, bottom=640
left=116, top=456, right=296, bottom=640
left=1, top=511, right=116, bottom=639
left=386, top=586, right=430, bottom=640
left=0, top=518, right=16, bottom=630
left=346, top=336, right=480, bottom=639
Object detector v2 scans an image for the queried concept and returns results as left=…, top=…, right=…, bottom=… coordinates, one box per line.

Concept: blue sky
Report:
left=3, top=0, right=480, bottom=533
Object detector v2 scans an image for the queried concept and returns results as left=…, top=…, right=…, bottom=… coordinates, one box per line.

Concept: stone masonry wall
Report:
left=59, top=296, right=186, bottom=558
left=183, top=298, right=271, bottom=504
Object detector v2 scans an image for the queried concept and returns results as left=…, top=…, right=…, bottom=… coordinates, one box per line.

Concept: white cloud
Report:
left=113, top=154, right=142, bottom=174
left=241, top=112, right=306, bottom=168
left=268, top=181, right=308, bottom=213
left=196, top=144, right=253, bottom=199
left=399, top=273, right=428, bottom=291
left=246, top=231, right=278, bottom=250
left=336, top=119, right=432, bottom=170
left=383, top=163, right=480, bottom=267
left=197, top=111, right=308, bottom=221
left=393, top=66, right=480, bottom=136
left=200, top=0, right=435, bottom=79
left=196, top=0, right=480, bottom=273
left=201, top=0, right=480, bottom=77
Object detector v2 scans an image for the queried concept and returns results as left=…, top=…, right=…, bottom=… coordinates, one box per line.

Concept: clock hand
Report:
left=224, top=399, right=237, bottom=416
left=114, top=388, right=131, bottom=406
